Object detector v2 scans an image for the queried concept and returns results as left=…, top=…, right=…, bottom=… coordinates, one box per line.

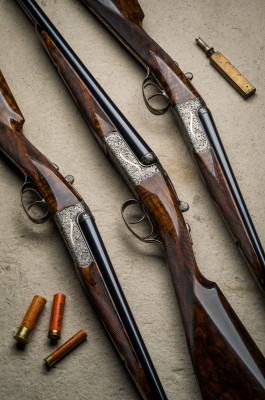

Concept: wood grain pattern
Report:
left=0, top=70, right=25, bottom=133
left=0, top=71, right=81, bottom=213
left=195, top=147, right=264, bottom=286
left=80, top=0, right=199, bottom=105
left=82, top=0, right=265, bottom=290
left=79, top=260, right=154, bottom=400
left=135, top=171, right=265, bottom=399
left=39, top=30, right=117, bottom=142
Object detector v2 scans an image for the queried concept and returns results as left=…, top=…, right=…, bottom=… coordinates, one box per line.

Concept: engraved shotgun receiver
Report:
left=15, top=1, right=265, bottom=399
left=79, top=0, right=265, bottom=291
left=0, top=70, right=168, bottom=400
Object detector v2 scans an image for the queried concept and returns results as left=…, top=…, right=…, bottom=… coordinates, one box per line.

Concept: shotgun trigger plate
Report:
left=121, top=199, right=163, bottom=246
left=142, top=69, right=170, bottom=115
left=21, top=180, right=50, bottom=224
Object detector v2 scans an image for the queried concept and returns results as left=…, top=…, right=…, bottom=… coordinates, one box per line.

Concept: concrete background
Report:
left=0, top=0, right=264, bottom=399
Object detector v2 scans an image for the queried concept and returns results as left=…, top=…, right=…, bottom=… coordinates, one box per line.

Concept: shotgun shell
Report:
left=48, top=294, right=66, bottom=340
left=44, top=329, right=87, bottom=368
left=14, top=295, right=46, bottom=344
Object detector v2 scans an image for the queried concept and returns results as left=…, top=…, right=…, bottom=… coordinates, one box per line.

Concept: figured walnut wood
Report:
left=195, top=147, right=264, bottom=286
left=81, top=1, right=265, bottom=289
left=0, top=72, right=81, bottom=213
left=39, top=30, right=117, bottom=141
left=135, top=171, right=265, bottom=399
left=79, top=260, right=154, bottom=400
left=80, top=0, right=199, bottom=105
left=0, top=70, right=24, bottom=133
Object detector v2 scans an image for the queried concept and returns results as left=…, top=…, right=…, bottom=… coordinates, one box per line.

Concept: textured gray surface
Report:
left=0, top=0, right=265, bottom=399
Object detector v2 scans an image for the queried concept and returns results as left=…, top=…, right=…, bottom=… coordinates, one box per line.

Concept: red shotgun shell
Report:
left=14, top=295, right=46, bottom=344
left=44, top=329, right=87, bottom=367
left=48, top=294, right=66, bottom=340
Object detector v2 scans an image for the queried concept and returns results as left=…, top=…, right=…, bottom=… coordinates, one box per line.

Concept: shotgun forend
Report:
left=0, top=70, right=168, bottom=400
left=15, top=1, right=265, bottom=399
left=79, top=0, right=265, bottom=292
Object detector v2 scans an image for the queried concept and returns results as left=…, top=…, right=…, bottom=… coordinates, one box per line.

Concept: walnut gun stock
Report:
left=15, top=1, right=265, bottom=399
left=0, top=70, right=167, bottom=400
left=79, top=0, right=265, bottom=291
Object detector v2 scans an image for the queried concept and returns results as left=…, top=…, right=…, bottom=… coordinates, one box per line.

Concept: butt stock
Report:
left=0, top=71, right=25, bottom=133
left=80, top=0, right=199, bottom=105
left=0, top=71, right=81, bottom=214
left=136, top=171, right=265, bottom=399
left=80, top=0, right=265, bottom=291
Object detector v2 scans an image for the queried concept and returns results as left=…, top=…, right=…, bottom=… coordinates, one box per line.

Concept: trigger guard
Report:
left=121, top=199, right=146, bottom=225
left=21, top=182, right=50, bottom=224
left=121, top=199, right=163, bottom=247
left=142, top=74, right=170, bottom=115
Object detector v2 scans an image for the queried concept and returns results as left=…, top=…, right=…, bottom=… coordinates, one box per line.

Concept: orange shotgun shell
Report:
left=14, top=295, right=46, bottom=344
left=48, top=294, right=66, bottom=340
left=44, top=329, right=87, bottom=367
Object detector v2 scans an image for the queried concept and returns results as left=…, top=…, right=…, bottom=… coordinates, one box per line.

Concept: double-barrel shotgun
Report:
left=79, top=0, right=265, bottom=291
left=0, top=70, right=168, bottom=400
left=15, top=1, right=265, bottom=399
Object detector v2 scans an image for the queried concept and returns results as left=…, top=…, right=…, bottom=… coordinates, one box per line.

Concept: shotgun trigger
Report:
left=21, top=180, right=50, bottom=224
left=142, top=69, right=170, bottom=115
left=121, top=199, right=163, bottom=246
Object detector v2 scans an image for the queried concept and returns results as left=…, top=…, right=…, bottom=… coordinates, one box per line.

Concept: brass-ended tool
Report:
left=196, top=37, right=256, bottom=99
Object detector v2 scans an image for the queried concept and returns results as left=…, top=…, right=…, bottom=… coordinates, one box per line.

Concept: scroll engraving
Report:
left=104, top=132, right=161, bottom=186
left=54, top=201, right=93, bottom=267
left=174, top=98, right=210, bottom=153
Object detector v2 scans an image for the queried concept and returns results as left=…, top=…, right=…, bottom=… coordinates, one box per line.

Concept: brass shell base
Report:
left=44, top=355, right=56, bottom=368
left=14, top=326, right=32, bottom=344
left=48, top=330, right=61, bottom=340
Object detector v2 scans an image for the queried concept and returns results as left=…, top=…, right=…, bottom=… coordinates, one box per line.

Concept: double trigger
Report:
left=121, top=199, right=163, bottom=246
left=21, top=180, right=50, bottom=224
left=142, top=71, right=170, bottom=115
left=142, top=67, right=193, bottom=115
left=121, top=198, right=192, bottom=246
left=20, top=167, right=75, bottom=224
